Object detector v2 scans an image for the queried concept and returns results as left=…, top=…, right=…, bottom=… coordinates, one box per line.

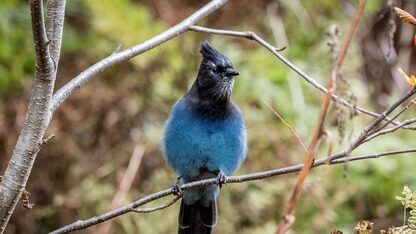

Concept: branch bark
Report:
left=0, top=0, right=66, bottom=231
left=46, top=0, right=66, bottom=64
left=49, top=147, right=416, bottom=234
left=50, top=0, right=229, bottom=112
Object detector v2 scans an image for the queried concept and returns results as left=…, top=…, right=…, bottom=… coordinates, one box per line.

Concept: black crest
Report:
left=200, top=41, right=232, bottom=66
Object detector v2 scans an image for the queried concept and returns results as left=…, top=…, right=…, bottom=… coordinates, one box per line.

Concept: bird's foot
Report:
left=172, top=177, right=183, bottom=196
left=216, top=171, right=227, bottom=188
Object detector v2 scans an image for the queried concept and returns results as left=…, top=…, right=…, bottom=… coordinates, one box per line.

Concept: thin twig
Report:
left=49, top=148, right=416, bottom=234
left=50, top=0, right=229, bottom=112
left=369, top=98, right=416, bottom=135
left=96, top=145, right=145, bottom=234
left=132, top=196, right=182, bottom=213
left=323, top=129, right=334, bottom=164
left=189, top=25, right=416, bottom=130
left=42, top=135, right=55, bottom=145
left=276, top=23, right=343, bottom=233
left=342, top=86, right=416, bottom=156
left=262, top=100, right=309, bottom=154
left=336, top=0, right=367, bottom=68
left=364, top=117, right=416, bottom=142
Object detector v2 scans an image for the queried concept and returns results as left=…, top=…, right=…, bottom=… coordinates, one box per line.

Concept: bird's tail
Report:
left=178, top=199, right=217, bottom=234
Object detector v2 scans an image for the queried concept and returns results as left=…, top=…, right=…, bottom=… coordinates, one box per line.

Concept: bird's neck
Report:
left=186, top=83, right=232, bottom=120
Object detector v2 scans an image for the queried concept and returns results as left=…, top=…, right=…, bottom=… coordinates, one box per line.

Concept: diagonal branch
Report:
left=50, top=0, right=229, bottom=112
left=341, top=85, right=416, bottom=155
left=49, top=147, right=416, bottom=234
left=277, top=23, right=342, bottom=233
left=188, top=25, right=416, bottom=130
left=364, top=117, right=416, bottom=142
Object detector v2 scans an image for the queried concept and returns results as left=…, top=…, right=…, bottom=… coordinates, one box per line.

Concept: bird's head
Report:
left=194, top=41, right=239, bottom=101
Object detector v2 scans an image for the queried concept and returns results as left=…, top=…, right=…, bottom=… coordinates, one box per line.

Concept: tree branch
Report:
left=364, top=117, right=416, bottom=142
left=0, top=0, right=66, bottom=231
left=46, top=0, right=66, bottom=65
left=49, top=0, right=229, bottom=112
left=50, top=148, right=416, bottom=234
left=277, top=24, right=344, bottom=233
left=31, top=0, right=53, bottom=75
left=188, top=26, right=416, bottom=130
left=132, top=195, right=182, bottom=214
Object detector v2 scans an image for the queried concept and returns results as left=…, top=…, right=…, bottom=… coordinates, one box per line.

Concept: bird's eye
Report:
left=212, top=67, right=218, bottom=73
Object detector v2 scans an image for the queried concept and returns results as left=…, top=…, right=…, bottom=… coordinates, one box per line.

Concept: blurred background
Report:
left=1, top=0, right=416, bottom=233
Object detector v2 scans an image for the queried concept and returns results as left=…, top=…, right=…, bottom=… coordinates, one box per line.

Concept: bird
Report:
left=162, top=41, right=247, bottom=234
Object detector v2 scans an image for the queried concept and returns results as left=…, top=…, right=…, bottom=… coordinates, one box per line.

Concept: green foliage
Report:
left=1, top=0, right=414, bottom=233
left=0, top=0, right=34, bottom=94
left=396, top=186, right=416, bottom=231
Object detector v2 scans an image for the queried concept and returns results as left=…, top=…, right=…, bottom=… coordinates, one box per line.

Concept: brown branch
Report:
left=336, top=0, right=367, bottom=68
left=95, top=145, right=145, bottom=234
left=49, top=148, right=416, bottom=234
left=276, top=23, right=343, bottom=233
left=188, top=26, right=416, bottom=130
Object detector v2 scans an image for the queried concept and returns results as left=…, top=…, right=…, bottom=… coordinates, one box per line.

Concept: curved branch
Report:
left=188, top=25, right=416, bottom=130
left=132, top=195, right=182, bottom=214
left=50, top=0, right=229, bottom=112
left=50, top=148, right=416, bottom=234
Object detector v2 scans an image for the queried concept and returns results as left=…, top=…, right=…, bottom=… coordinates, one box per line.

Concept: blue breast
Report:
left=162, top=98, right=247, bottom=179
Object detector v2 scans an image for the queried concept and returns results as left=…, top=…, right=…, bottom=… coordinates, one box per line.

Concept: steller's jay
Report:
left=162, top=41, right=247, bottom=234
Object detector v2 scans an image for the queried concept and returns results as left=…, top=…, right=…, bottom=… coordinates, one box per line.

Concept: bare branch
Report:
left=42, top=134, right=55, bottom=145
left=50, top=148, right=416, bottom=234
left=132, top=196, right=182, bottom=214
left=189, top=26, right=416, bottom=130
left=369, top=98, right=415, bottom=135
left=336, top=0, right=367, bottom=68
left=365, top=117, right=416, bottom=142
left=0, top=0, right=66, bottom=231
left=46, top=0, right=66, bottom=65
left=50, top=0, right=229, bottom=112
left=342, top=86, right=416, bottom=155
left=96, top=145, right=144, bottom=234
left=277, top=23, right=343, bottom=233
left=331, top=148, right=416, bottom=164
left=31, top=0, right=53, bottom=75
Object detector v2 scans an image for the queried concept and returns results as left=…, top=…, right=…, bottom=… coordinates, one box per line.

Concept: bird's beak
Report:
left=225, top=68, right=239, bottom=77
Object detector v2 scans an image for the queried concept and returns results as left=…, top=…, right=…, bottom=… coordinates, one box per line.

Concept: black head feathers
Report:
left=200, top=41, right=233, bottom=68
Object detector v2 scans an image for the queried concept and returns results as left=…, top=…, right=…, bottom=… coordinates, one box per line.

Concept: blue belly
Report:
left=162, top=99, right=247, bottom=179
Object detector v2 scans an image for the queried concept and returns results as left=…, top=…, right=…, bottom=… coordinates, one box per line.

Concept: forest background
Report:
left=1, top=0, right=416, bottom=233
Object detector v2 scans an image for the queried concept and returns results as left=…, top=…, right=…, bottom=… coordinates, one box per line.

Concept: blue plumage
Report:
left=162, top=41, right=247, bottom=234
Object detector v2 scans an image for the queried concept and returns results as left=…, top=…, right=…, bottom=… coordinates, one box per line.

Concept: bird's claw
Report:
left=172, top=177, right=183, bottom=196
left=216, top=171, right=227, bottom=188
